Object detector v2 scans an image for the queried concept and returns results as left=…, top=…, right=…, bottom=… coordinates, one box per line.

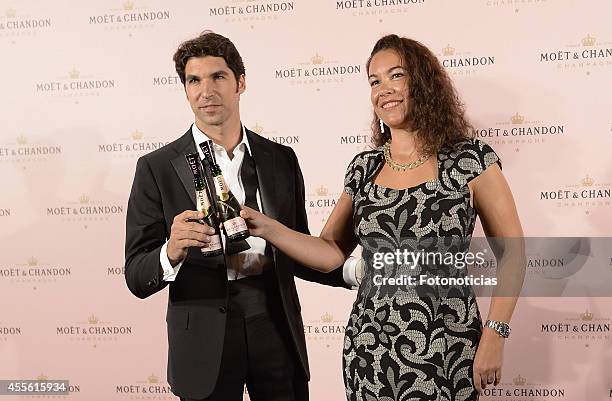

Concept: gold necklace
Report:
left=383, top=140, right=430, bottom=171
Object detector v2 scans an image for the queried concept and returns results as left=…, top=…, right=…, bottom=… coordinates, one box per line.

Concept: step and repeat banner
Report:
left=1, top=1, right=611, bottom=400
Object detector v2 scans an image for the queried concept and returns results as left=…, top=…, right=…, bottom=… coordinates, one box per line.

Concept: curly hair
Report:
left=366, top=35, right=474, bottom=153
left=173, top=31, right=245, bottom=87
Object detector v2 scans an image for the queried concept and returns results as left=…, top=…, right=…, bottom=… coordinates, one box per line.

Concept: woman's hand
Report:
left=472, top=330, right=505, bottom=396
left=240, top=205, right=281, bottom=240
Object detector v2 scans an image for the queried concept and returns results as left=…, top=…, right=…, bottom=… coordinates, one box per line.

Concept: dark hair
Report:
left=173, top=31, right=245, bottom=86
left=366, top=34, right=474, bottom=153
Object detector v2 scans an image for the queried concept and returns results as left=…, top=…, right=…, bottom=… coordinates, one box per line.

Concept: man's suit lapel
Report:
left=170, top=128, right=198, bottom=208
left=246, top=129, right=282, bottom=222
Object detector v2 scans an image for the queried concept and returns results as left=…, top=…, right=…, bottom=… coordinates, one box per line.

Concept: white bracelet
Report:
left=355, top=258, right=364, bottom=286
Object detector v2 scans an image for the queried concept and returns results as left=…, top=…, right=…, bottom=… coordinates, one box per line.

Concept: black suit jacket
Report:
left=124, top=127, right=346, bottom=399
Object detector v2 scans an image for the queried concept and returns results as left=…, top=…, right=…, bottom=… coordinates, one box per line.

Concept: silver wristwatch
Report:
left=485, top=320, right=511, bottom=338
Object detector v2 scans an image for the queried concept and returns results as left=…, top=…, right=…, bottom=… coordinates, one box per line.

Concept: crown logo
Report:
left=316, top=185, right=328, bottom=196
left=37, top=374, right=48, bottom=382
left=581, top=34, right=596, bottom=47
left=6, top=8, right=16, bottom=18
left=581, top=310, right=593, bottom=321
left=581, top=175, right=594, bottom=187
left=69, top=68, right=80, bottom=79
left=123, top=0, right=135, bottom=10
left=28, top=257, right=38, bottom=267
left=131, top=130, right=143, bottom=140
left=311, top=53, right=324, bottom=65
left=442, top=44, right=455, bottom=56
left=510, top=112, right=524, bottom=124
left=147, top=374, right=159, bottom=383
left=321, top=312, right=333, bottom=323
left=513, top=374, right=526, bottom=386
left=88, top=314, right=99, bottom=324
left=252, top=123, right=264, bottom=135
left=17, top=134, right=27, bottom=145
left=79, top=194, right=90, bottom=204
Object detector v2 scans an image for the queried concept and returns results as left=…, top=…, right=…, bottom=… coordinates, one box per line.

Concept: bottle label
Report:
left=195, top=190, right=212, bottom=217
left=201, top=234, right=222, bottom=253
left=213, top=176, right=230, bottom=202
left=223, top=217, right=248, bottom=236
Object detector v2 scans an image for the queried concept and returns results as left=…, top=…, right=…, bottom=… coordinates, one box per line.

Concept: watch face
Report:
left=487, top=320, right=510, bottom=337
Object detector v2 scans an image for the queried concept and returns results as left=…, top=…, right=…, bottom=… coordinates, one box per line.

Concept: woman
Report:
left=241, top=35, right=524, bottom=401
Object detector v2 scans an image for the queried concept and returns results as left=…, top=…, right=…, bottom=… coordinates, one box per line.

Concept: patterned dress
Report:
left=342, top=139, right=500, bottom=401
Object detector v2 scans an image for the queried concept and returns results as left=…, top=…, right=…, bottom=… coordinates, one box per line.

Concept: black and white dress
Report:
left=342, top=139, right=500, bottom=401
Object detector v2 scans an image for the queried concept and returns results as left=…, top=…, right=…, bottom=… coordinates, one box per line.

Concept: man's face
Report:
left=184, top=56, right=245, bottom=128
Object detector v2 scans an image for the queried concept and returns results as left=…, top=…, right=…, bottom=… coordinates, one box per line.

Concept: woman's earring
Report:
left=379, top=119, right=385, bottom=133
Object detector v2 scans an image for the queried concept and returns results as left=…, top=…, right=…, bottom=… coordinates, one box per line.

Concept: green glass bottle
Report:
left=199, top=142, right=250, bottom=242
left=185, top=153, right=223, bottom=256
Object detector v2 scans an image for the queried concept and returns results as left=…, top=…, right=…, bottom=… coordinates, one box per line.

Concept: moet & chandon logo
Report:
left=35, top=68, right=115, bottom=96
left=208, top=0, right=294, bottom=24
left=339, top=128, right=374, bottom=152
left=107, top=266, right=125, bottom=276
left=275, top=53, right=361, bottom=87
left=115, top=374, right=174, bottom=399
left=0, top=8, right=52, bottom=36
left=151, top=72, right=182, bottom=92
left=539, top=34, right=612, bottom=72
left=335, top=0, right=426, bottom=17
left=540, top=310, right=611, bottom=342
left=304, top=312, right=346, bottom=345
left=0, top=319, right=22, bottom=341
left=482, top=374, right=566, bottom=399
left=88, top=1, right=170, bottom=29
left=438, top=44, right=495, bottom=76
left=539, top=175, right=611, bottom=209
left=46, top=194, right=124, bottom=222
left=474, top=112, right=565, bottom=147
left=250, top=123, right=300, bottom=146
left=0, top=134, right=62, bottom=164
left=56, top=314, right=133, bottom=346
left=0, top=257, right=72, bottom=284
left=306, top=185, right=341, bottom=224
left=97, top=130, right=170, bottom=158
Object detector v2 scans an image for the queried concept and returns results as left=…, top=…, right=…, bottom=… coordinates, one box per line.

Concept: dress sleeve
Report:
left=461, top=139, right=502, bottom=183
left=344, top=153, right=364, bottom=200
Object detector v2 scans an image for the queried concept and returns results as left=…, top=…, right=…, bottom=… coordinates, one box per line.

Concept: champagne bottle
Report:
left=185, top=153, right=223, bottom=256
left=198, top=142, right=250, bottom=242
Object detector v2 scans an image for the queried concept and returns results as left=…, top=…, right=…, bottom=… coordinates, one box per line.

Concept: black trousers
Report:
left=182, top=275, right=308, bottom=401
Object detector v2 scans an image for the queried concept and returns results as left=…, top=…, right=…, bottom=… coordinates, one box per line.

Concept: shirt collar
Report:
left=191, top=123, right=251, bottom=155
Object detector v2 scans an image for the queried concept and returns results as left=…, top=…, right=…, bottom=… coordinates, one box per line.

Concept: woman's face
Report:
left=368, top=49, right=410, bottom=130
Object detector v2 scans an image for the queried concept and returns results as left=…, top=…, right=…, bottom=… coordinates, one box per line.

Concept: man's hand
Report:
left=167, top=210, right=216, bottom=266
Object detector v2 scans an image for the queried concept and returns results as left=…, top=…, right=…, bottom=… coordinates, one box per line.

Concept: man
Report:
left=124, top=32, right=356, bottom=401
